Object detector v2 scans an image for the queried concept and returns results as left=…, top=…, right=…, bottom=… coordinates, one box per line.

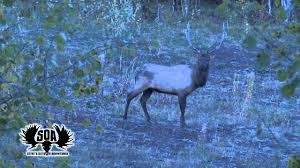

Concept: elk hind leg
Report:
left=124, top=90, right=143, bottom=120
left=140, top=89, right=153, bottom=122
left=124, top=79, right=148, bottom=119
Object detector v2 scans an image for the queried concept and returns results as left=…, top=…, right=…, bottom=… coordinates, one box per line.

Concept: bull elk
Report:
left=123, top=22, right=228, bottom=127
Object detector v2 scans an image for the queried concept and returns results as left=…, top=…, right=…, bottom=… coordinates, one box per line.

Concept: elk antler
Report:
left=184, top=21, right=228, bottom=54
left=184, top=21, right=201, bottom=53
left=207, top=22, right=228, bottom=54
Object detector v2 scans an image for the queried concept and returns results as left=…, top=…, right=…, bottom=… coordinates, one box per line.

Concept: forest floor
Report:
left=2, top=44, right=299, bottom=168
left=64, top=46, right=299, bottom=168
left=1, top=18, right=300, bottom=167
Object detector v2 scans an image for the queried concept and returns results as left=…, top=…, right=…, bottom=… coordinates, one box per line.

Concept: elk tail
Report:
left=134, top=66, right=143, bottom=83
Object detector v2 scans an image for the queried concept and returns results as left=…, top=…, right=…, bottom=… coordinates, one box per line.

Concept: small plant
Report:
left=288, top=155, right=300, bottom=168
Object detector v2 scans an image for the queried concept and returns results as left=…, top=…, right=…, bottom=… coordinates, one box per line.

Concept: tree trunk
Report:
left=141, top=0, right=155, bottom=20
left=268, top=0, right=272, bottom=15
left=173, top=0, right=182, bottom=11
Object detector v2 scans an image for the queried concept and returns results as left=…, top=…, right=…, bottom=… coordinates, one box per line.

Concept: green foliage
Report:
left=222, top=0, right=300, bottom=98
left=216, top=0, right=230, bottom=17
left=36, top=36, right=45, bottom=46
left=1, top=83, right=10, bottom=91
left=277, top=8, right=286, bottom=21
left=243, top=1, right=261, bottom=16
left=243, top=35, right=257, bottom=48
left=275, top=0, right=281, bottom=7
left=0, top=158, right=15, bottom=168
left=292, top=60, right=300, bottom=71
left=54, top=34, right=66, bottom=51
left=64, top=23, right=75, bottom=36
left=24, top=160, right=34, bottom=168
left=151, top=38, right=160, bottom=48
left=73, top=68, right=84, bottom=78
left=256, top=52, right=270, bottom=71
left=6, top=145, right=23, bottom=160
left=277, top=70, right=290, bottom=81
left=44, top=15, right=57, bottom=29
left=297, top=36, right=300, bottom=44
left=96, top=76, right=103, bottom=85
left=0, top=6, right=5, bottom=22
left=0, top=157, right=4, bottom=167
left=96, top=125, right=104, bottom=135
left=288, top=23, right=300, bottom=33
left=3, top=29, right=10, bottom=40
left=33, top=63, right=44, bottom=74
left=82, top=118, right=90, bottom=128
left=288, top=155, right=300, bottom=168
left=20, top=8, right=32, bottom=18
left=272, top=31, right=283, bottom=38
left=275, top=47, right=287, bottom=57
left=121, top=47, right=128, bottom=55
left=6, top=72, right=18, bottom=82
left=65, top=102, right=74, bottom=110
left=129, top=48, right=136, bottom=57
left=120, top=47, right=137, bottom=57
left=54, top=157, right=71, bottom=168
left=63, top=0, right=69, bottom=4
left=3, top=0, right=15, bottom=7
left=277, top=62, right=299, bottom=98
left=255, top=22, right=300, bottom=98
left=0, top=1, right=101, bottom=132
left=281, top=83, right=296, bottom=97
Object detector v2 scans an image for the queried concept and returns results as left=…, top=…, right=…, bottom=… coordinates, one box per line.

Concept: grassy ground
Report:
left=1, top=3, right=299, bottom=168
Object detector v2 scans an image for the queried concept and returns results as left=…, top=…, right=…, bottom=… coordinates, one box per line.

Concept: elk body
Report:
left=123, top=53, right=210, bottom=127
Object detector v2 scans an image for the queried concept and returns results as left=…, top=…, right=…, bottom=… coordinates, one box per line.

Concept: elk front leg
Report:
left=178, top=95, right=187, bottom=127
left=140, top=89, right=153, bottom=122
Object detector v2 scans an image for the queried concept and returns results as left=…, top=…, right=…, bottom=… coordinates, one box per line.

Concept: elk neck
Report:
left=192, top=55, right=210, bottom=88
